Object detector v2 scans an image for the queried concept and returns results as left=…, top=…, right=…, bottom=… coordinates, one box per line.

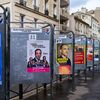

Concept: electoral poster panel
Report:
left=10, top=28, right=52, bottom=84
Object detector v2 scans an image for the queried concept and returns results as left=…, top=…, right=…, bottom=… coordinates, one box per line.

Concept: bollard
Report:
left=19, top=84, right=23, bottom=99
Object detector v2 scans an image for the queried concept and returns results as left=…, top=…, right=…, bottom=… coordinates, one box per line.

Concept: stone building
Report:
left=69, top=14, right=90, bottom=37
left=0, top=0, right=70, bottom=33
left=70, top=8, right=100, bottom=38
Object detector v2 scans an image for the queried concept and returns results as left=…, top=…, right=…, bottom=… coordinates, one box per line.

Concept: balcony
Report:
left=60, top=0, right=69, bottom=8
left=60, top=8, right=69, bottom=22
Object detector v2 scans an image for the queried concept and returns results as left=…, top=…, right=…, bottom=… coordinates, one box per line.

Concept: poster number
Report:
left=29, top=34, right=36, bottom=40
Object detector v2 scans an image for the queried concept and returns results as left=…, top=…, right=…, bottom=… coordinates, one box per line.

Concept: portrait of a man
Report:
left=57, top=44, right=71, bottom=66
left=57, top=44, right=72, bottom=75
left=27, top=49, right=49, bottom=68
left=32, top=49, right=43, bottom=67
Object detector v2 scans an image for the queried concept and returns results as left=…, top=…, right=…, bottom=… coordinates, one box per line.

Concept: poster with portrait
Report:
left=94, top=48, right=99, bottom=62
left=94, top=40, right=100, bottom=64
left=10, top=28, right=52, bottom=84
left=56, top=43, right=72, bottom=75
left=27, top=40, right=50, bottom=73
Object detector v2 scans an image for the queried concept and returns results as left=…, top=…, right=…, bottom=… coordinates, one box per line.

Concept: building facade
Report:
left=88, top=7, right=100, bottom=38
left=70, top=8, right=100, bottom=38
left=60, top=0, right=70, bottom=32
left=0, top=0, right=70, bottom=33
left=88, top=7, right=100, bottom=24
left=69, top=14, right=90, bottom=37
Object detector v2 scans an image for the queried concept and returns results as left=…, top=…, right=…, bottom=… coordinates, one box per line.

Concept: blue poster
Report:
left=0, top=32, right=2, bottom=85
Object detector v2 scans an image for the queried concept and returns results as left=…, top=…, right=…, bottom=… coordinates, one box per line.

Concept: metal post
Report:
left=68, top=31, right=75, bottom=91
left=59, top=75, right=62, bottom=82
left=77, top=70, right=80, bottom=77
left=79, top=35, right=87, bottom=82
left=6, top=7, right=10, bottom=100
left=85, top=36, right=87, bottom=82
left=84, top=69, right=87, bottom=82
left=72, top=32, right=75, bottom=90
left=50, top=25, right=54, bottom=98
left=92, top=39, right=95, bottom=79
left=36, top=83, right=38, bottom=99
left=88, top=67, right=91, bottom=71
left=99, top=40, right=100, bottom=71
left=4, top=6, right=7, bottom=100
left=43, top=83, right=47, bottom=96
left=96, top=40, right=99, bottom=71
left=19, top=84, right=23, bottom=99
left=0, top=5, right=9, bottom=100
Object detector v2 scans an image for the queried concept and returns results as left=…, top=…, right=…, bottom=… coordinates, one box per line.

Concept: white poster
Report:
left=27, top=40, right=50, bottom=72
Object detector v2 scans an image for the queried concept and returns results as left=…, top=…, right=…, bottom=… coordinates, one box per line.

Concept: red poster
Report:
left=75, top=52, right=85, bottom=64
left=74, top=45, right=85, bottom=64
left=87, top=54, right=93, bottom=61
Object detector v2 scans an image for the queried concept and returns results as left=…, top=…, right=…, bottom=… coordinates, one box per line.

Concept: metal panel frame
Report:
left=9, top=22, right=54, bottom=99
left=0, top=5, right=10, bottom=100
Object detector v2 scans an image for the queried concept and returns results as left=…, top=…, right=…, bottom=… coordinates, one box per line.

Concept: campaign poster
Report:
left=94, top=48, right=99, bottom=62
left=87, top=45, right=93, bottom=61
left=56, top=43, right=72, bottom=75
left=75, top=44, right=85, bottom=64
left=27, top=40, right=50, bottom=73
left=94, top=40, right=99, bottom=62
left=0, top=32, right=2, bottom=85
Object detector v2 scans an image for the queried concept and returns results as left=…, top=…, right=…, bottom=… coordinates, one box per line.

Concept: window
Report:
left=20, top=14, right=25, bottom=28
left=20, top=0, right=27, bottom=6
left=33, top=0, right=40, bottom=11
left=45, top=0, right=49, bottom=15
left=45, top=0, right=48, bottom=10
left=53, top=4, right=57, bottom=19
left=34, top=18, right=38, bottom=28
left=82, top=15, right=85, bottom=19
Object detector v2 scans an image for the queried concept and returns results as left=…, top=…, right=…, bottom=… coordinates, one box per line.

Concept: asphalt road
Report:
left=25, top=70, right=100, bottom=100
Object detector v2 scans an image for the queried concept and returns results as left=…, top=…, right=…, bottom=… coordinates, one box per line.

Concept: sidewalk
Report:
left=25, top=71, right=100, bottom=100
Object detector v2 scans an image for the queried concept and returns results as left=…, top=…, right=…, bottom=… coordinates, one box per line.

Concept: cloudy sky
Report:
left=70, top=0, right=100, bottom=13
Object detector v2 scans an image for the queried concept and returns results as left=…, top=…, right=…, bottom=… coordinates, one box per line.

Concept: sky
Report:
left=70, top=0, right=100, bottom=13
